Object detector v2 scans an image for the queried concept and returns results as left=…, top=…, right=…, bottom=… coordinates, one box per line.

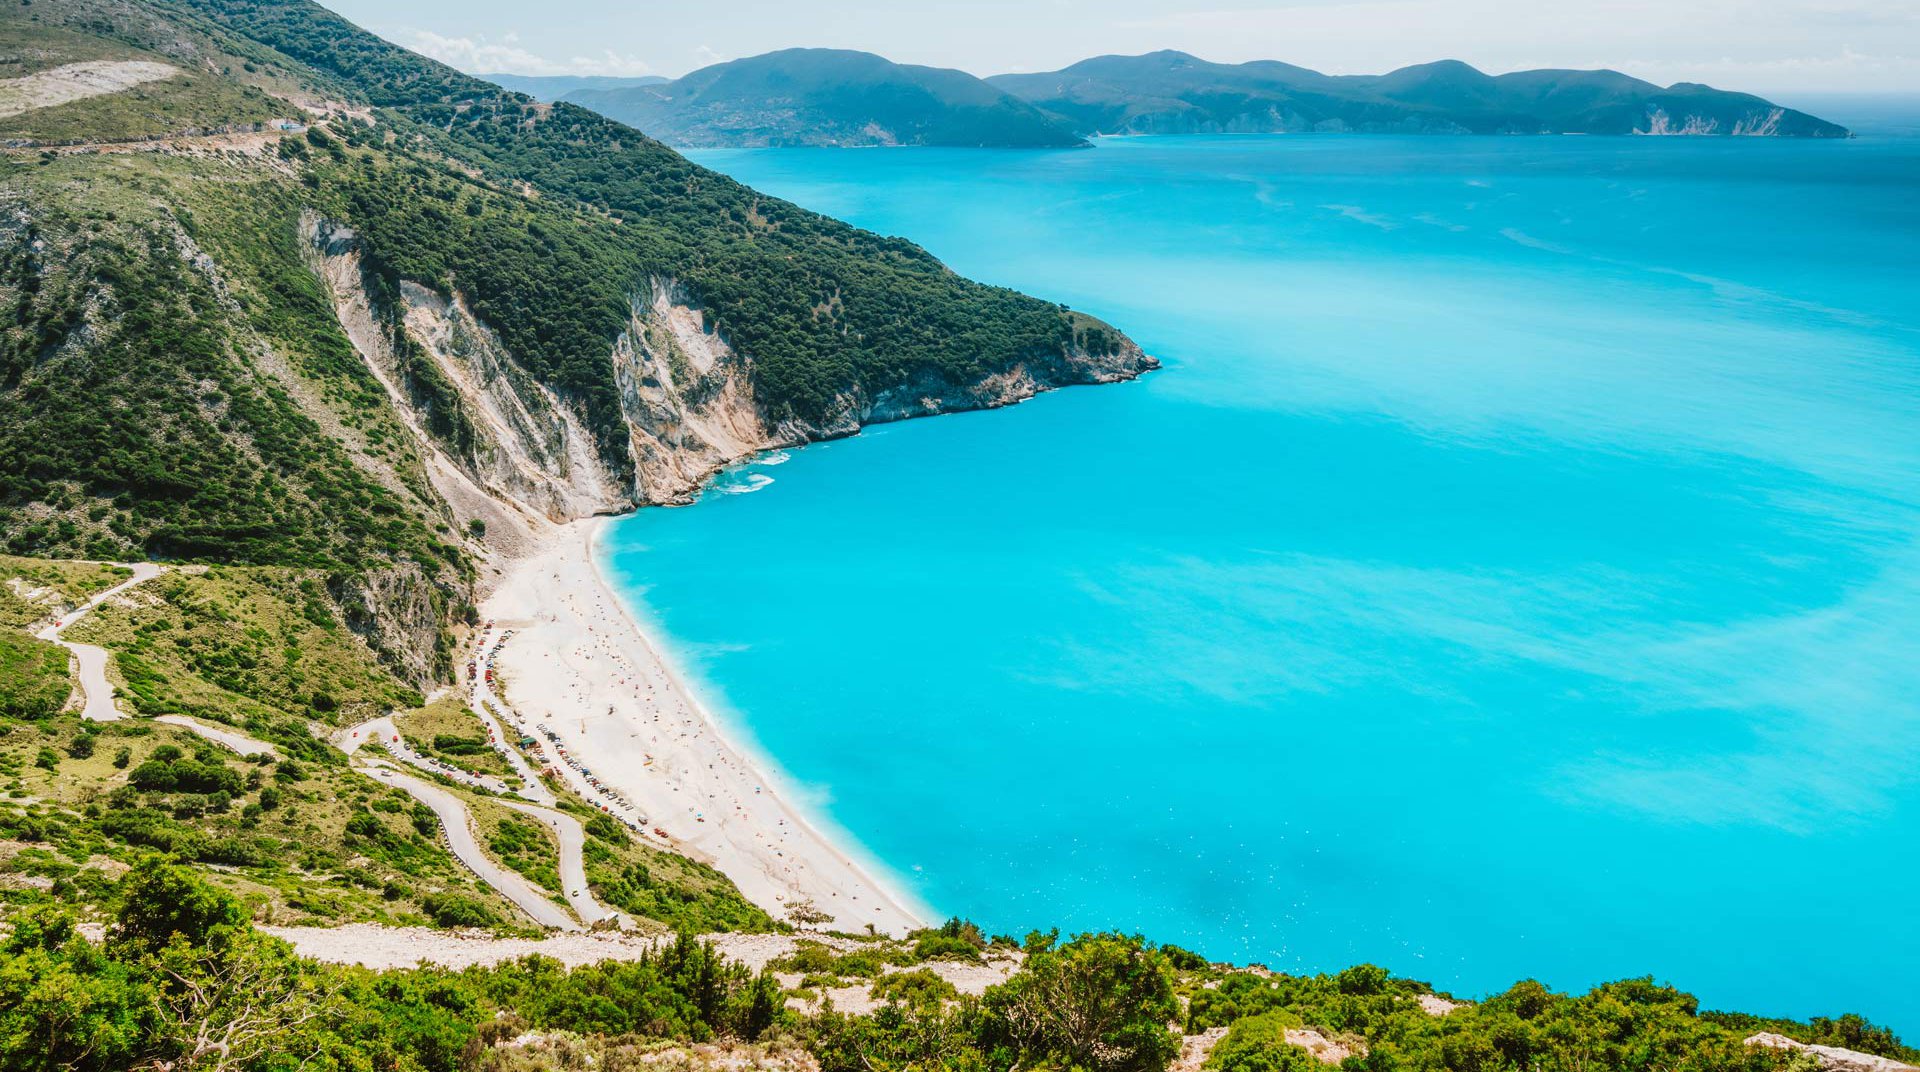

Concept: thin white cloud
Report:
left=1104, top=1, right=1920, bottom=91
left=404, top=28, right=654, bottom=76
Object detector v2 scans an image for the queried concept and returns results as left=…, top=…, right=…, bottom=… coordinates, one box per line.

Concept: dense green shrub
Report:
left=1206, top=1012, right=1316, bottom=1072
left=0, top=631, right=69, bottom=719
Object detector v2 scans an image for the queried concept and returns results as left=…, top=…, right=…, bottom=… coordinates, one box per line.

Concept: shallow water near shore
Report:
left=603, top=118, right=1920, bottom=1029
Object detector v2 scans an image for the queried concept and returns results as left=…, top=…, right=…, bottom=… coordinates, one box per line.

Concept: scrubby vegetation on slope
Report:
left=0, top=556, right=775, bottom=934
left=0, top=709, right=513, bottom=926
left=63, top=564, right=423, bottom=744
left=5, top=859, right=1915, bottom=1072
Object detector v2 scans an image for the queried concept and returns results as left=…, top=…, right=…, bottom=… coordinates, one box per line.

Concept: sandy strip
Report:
left=267, top=923, right=834, bottom=972
left=482, top=519, right=927, bottom=935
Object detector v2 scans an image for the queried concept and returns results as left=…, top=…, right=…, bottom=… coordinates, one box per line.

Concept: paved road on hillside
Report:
left=36, top=562, right=162, bottom=722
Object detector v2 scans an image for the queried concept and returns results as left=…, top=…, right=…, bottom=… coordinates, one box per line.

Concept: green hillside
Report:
left=1, top=0, right=1144, bottom=684
left=0, top=555, right=771, bottom=933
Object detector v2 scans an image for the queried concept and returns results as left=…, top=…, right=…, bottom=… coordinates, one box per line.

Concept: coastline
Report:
left=480, top=513, right=929, bottom=935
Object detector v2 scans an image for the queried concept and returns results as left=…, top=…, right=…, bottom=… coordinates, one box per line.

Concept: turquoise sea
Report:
left=604, top=104, right=1920, bottom=1030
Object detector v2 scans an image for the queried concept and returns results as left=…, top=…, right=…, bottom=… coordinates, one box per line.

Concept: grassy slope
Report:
left=0, top=631, right=68, bottom=718
left=1, top=149, right=458, bottom=571
left=0, top=18, right=285, bottom=143
left=0, top=553, right=129, bottom=627
left=64, top=565, right=421, bottom=741
left=396, top=696, right=512, bottom=777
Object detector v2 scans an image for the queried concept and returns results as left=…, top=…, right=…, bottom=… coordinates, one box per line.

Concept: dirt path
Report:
left=336, top=714, right=515, bottom=795
left=361, top=758, right=578, bottom=930
left=35, top=562, right=162, bottom=722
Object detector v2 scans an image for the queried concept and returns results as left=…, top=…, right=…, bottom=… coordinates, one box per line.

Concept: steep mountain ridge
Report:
left=989, top=50, right=1849, bottom=136
left=0, top=0, right=1153, bottom=680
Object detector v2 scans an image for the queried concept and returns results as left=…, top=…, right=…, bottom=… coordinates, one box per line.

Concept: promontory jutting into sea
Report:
left=0, top=0, right=1914, bottom=1068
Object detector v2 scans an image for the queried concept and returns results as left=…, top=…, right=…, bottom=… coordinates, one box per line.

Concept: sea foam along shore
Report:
left=481, top=516, right=928, bottom=936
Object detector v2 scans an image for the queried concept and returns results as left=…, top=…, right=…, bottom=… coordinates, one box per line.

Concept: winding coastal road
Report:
left=338, top=711, right=619, bottom=929
left=24, top=560, right=613, bottom=932
left=503, top=801, right=618, bottom=926
left=35, top=562, right=163, bottom=722
left=360, top=758, right=579, bottom=930
left=155, top=714, right=278, bottom=758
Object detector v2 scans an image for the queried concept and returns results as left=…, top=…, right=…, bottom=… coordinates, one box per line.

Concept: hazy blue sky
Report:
left=324, top=0, right=1920, bottom=93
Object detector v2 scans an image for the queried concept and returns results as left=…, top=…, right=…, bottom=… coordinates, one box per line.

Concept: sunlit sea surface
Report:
left=603, top=101, right=1920, bottom=1029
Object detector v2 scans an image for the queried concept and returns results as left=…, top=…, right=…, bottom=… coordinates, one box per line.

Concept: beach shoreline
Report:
left=480, top=514, right=929, bottom=936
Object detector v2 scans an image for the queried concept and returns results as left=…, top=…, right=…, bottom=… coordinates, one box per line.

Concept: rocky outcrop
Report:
left=1746, top=1034, right=1920, bottom=1072
left=395, top=279, right=627, bottom=520
left=327, top=561, right=447, bottom=688
left=304, top=214, right=631, bottom=556
left=604, top=277, right=1156, bottom=505
left=611, top=279, right=773, bottom=503
left=306, top=214, right=1154, bottom=569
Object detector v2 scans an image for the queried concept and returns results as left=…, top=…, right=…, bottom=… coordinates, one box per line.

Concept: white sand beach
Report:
left=481, top=518, right=927, bottom=936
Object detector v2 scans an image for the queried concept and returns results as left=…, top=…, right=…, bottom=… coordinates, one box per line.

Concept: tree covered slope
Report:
left=564, top=48, right=1088, bottom=148
left=0, top=0, right=1150, bottom=678
left=989, top=51, right=1850, bottom=137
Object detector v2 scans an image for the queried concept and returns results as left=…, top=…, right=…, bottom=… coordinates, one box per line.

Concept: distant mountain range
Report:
left=560, top=49, right=1086, bottom=148
left=536, top=48, right=1847, bottom=147
left=478, top=73, right=666, bottom=100
left=989, top=52, right=1849, bottom=137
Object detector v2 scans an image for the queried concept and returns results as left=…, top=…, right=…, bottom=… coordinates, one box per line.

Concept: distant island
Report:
left=541, top=48, right=1848, bottom=146
left=559, top=48, right=1087, bottom=148
left=989, top=51, right=1850, bottom=138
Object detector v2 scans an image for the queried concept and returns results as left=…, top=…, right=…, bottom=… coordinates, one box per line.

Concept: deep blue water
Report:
left=602, top=125, right=1920, bottom=1030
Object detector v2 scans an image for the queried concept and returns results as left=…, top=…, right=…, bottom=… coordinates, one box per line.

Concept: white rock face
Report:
left=0, top=60, right=179, bottom=119
left=303, top=216, right=1154, bottom=525
left=612, top=278, right=778, bottom=503
left=303, top=214, right=629, bottom=558
left=1746, top=1033, right=1920, bottom=1072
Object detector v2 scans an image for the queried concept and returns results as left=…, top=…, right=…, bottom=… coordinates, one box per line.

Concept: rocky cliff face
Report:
left=611, top=278, right=1158, bottom=504
left=304, top=215, right=632, bottom=553
left=611, top=280, right=772, bottom=504
left=308, top=219, right=1156, bottom=525
left=326, top=560, right=447, bottom=687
